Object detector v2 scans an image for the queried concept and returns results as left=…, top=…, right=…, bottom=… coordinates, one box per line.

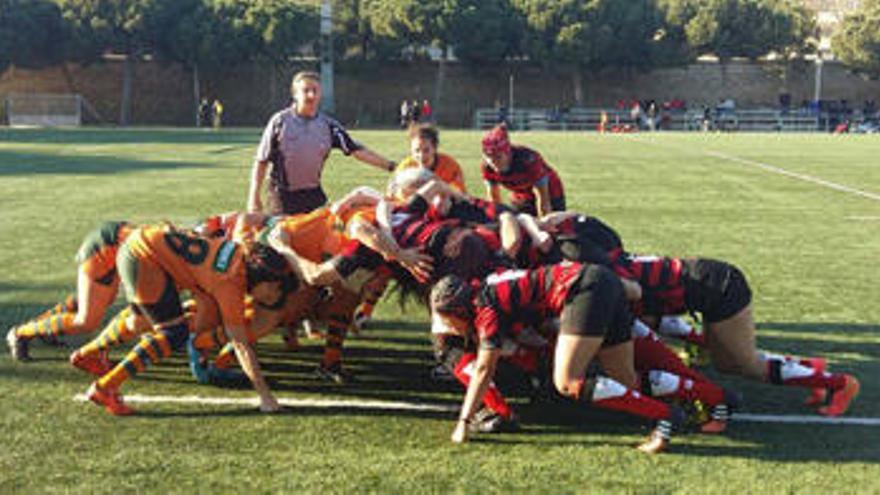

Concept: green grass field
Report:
left=1, top=128, right=879, bottom=493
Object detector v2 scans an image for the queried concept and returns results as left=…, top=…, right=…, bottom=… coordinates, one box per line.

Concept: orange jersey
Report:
left=338, top=204, right=378, bottom=235
left=274, top=208, right=347, bottom=262
left=396, top=152, right=467, bottom=193
left=125, top=225, right=247, bottom=327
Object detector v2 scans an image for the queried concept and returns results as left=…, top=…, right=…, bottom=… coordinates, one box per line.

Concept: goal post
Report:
left=5, top=93, right=82, bottom=127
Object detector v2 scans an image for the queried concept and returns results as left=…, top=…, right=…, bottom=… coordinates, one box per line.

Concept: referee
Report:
left=248, top=71, right=395, bottom=215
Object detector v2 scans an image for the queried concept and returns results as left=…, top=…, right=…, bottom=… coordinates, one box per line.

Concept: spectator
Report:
left=400, top=100, right=410, bottom=128
left=198, top=98, right=211, bottom=128
left=212, top=99, right=224, bottom=129
left=410, top=99, right=421, bottom=124
left=421, top=99, right=433, bottom=122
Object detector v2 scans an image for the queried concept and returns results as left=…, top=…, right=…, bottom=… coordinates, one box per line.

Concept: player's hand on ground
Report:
left=451, top=420, right=469, bottom=444
left=259, top=395, right=281, bottom=413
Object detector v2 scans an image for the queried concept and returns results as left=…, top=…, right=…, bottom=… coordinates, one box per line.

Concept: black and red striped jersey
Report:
left=390, top=195, right=461, bottom=248
left=438, top=196, right=510, bottom=225
left=480, top=146, right=552, bottom=195
left=611, top=254, right=686, bottom=316
left=474, top=263, right=584, bottom=349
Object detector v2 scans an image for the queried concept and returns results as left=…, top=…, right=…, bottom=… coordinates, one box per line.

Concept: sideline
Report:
left=74, top=393, right=880, bottom=425
left=630, top=136, right=880, bottom=203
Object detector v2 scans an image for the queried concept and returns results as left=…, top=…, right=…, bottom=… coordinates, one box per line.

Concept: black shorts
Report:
left=557, top=216, right=623, bottom=265
left=267, top=186, right=327, bottom=215
left=559, top=265, right=632, bottom=347
left=682, top=258, right=752, bottom=323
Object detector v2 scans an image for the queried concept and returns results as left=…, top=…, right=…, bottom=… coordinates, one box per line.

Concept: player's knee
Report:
left=73, top=310, right=101, bottom=329
left=553, top=375, right=580, bottom=398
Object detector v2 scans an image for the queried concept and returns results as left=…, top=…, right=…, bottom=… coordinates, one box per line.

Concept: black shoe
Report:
left=315, top=362, right=354, bottom=384
left=468, top=408, right=520, bottom=434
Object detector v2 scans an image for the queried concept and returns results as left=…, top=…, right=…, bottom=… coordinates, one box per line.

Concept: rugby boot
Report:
left=315, top=361, right=354, bottom=384
left=818, top=375, right=860, bottom=417
left=6, top=327, right=30, bottom=361
left=87, top=382, right=134, bottom=416
left=700, top=389, right=741, bottom=434
left=637, top=405, right=685, bottom=454
left=70, top=349, right=113, bottom=376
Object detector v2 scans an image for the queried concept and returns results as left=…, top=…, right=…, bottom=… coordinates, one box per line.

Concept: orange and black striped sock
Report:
left=79, top=308, right=139, bottom=357
left=33, top=295, right=78, bottom=321
left=321, top=318, right=348, bottom=367
left=15, top=313, right=77, bottom=340
left=97, top=324, right=188, bottom=390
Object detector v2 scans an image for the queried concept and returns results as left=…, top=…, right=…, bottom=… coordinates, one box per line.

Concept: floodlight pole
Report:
left=320, top=0, right=335, bottom=114
left=509, top=73, right=515, bottom=129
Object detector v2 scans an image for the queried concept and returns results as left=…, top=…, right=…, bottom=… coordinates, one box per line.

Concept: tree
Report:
left=334, top=0, right=406, bottom=61
left=659, top=0, right=815, bottom=63
left=59, top=0, right=164, bottom=125
left=833, top=0, right=880, bottom=77
left=445, top=0, right=526, bottom=65
left=152, top=0, right=262, bottom=125
left=0, top=0, right=69, bottom=73
left=513, top=0, right=672, bottom=103
left=247, top=0, right=318, bottom=66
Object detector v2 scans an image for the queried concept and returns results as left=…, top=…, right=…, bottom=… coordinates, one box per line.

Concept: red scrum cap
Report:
left=481, top=124, right=511, bottom=155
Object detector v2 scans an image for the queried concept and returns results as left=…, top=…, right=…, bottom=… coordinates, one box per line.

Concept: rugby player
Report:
left=480, top=124, right=566, bottom=217
left=430, top=264, right=685, bottom=454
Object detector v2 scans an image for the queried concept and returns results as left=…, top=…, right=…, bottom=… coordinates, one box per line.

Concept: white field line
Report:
left=702, top=149, right=880, bottom=203
left=731, top=413, right=880, bottom=426
left=630, top=136, right=880, bottom=203
left=73, top=393, right=457, bottom=413
left=74, top=393, right=880, bottom=426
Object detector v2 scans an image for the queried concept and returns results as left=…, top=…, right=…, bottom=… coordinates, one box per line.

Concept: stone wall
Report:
left=1, top=59, right=878, bottom=128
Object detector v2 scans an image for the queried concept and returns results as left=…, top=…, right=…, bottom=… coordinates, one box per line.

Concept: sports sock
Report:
left=15, top=313, right=77, bottom=339
left=644, top=369, right=725, bottom=406
left=97, top=324, right=188, bottom=390
left=633, top=333, right=706, bottom=382
left=577, top=376, right=672, bottom=421
left=453, top=353, right=514, bottom=419
left=78, top=307, right=140, bottom=357
left=34, top=295, right=78, bottom=321
left=763, top=355, right=846, bottom=390
left=657, top=316, right=705, bottom=346
left=321, top=316, right=348, bottom=367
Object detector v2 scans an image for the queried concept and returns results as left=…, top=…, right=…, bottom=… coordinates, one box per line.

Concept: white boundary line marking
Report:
left=73, top=393, right=457, bottom=413
left=732, top=413, right=880, bottom=426
left=75, top=394, right=880, bottom=426
left=702, top=149, right=880, bottom=203
left=631, top=136, right=880, bottom=203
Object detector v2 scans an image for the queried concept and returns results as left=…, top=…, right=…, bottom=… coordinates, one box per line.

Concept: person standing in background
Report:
left=248, top=71, right=396, bottom=216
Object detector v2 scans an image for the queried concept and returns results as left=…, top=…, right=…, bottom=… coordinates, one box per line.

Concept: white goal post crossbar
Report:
left=5, top=92, right=82, bottom=127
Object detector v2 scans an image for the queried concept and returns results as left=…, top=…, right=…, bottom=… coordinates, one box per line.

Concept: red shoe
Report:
left=818, top=375, right=860, bottom=417
left=802, top=357, right=828, bottom=407
left=70, top=350, right=113, bottom=376
left=700, top=419, right=727, bottom=434
left=87, top=382, right=135, bottom=416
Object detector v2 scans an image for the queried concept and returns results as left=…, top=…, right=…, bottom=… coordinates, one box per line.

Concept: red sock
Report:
left=581, top=376, right=671, bottom=421
left=453, top=353, right=513, bottom=419
left=765, top=358, right=846, bottom=390
left=645, top=370, right=725, bottom=406
left=633, top=334, right=706, bottom=382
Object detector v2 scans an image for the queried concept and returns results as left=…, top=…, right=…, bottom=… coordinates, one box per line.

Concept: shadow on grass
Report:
left=0, top=127, right=258, bottom=146
left=3, top=314, right=879, bottom=462
left=0, top=149, right=210, bottom=176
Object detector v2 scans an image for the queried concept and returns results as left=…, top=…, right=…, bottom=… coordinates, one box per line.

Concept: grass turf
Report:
left=1, top=127, right=879, bottom=492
